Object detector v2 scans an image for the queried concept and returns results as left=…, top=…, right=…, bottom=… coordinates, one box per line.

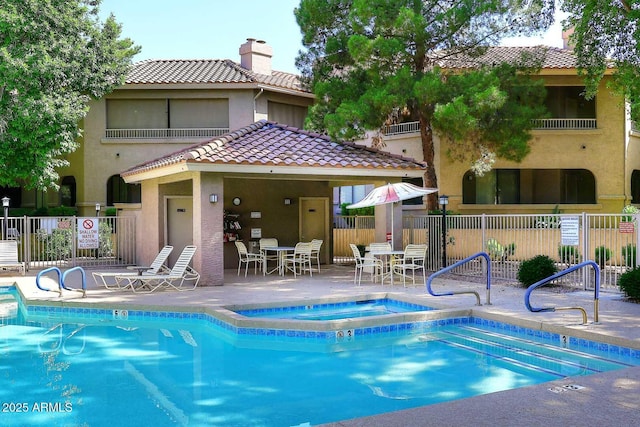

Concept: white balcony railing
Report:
left=382, top=118, right=597, bottom=137
left=105, top=128, right=230, bottom=139
left=530, top=118, right=597, bottom=130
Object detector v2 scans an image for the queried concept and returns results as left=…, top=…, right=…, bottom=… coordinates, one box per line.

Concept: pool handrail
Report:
left=426, top=252, right=491, bottom=306
left=61, top=266, right=87, bottom=297
left=524, top=260, right=600, bottom=325
left=35, top=266, right=63, bottom=296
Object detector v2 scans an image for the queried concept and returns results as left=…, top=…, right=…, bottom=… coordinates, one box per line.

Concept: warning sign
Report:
left=620, top=222, right=635, bottom=234
left=77, top=218, right=99, bottom=249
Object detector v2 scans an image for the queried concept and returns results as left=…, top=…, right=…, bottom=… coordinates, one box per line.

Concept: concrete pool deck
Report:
left=4, top=264, right=640, bottom=426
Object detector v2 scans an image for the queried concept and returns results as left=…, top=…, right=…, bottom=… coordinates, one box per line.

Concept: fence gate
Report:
left=1, top=215, right=136, bottom=271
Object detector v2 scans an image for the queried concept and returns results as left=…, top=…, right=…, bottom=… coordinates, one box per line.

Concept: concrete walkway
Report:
left=4, top=264, right=640, bottom=426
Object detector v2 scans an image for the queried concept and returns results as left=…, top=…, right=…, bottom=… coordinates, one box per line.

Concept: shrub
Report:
left=594, top=245, right=611, bottom=268
left=618, top=268, right=640, bottom=300
left=486, top=238, right=516, bottom=261
left=517, top=255, right=558, bottom=287
left=622, top=244, right=637, bottom=269
left=558, top=245, right=580, bottom=264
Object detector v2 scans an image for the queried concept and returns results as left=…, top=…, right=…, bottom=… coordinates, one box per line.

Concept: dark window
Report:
left=632, top=170, right=640, bottom=203
left=545, top=86, right=595, bottom=119
left=107, top=175, right=141, bottom=205
left=60, top=176, right=76, bottom=207
left=463, top=169, right=595, bottom=204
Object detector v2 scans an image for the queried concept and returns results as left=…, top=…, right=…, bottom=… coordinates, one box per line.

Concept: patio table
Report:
left=261, top=246, right=295, bottom=276
left=369, top=250, right=404, bottom=285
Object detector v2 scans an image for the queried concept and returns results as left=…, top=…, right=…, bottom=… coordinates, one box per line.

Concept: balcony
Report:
left=382, top=118, right=597, bottom=137
left=104, top=128, right=230, bottom=139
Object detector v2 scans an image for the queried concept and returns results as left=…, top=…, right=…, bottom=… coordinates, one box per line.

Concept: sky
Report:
left=99, top=0, right=567, bottom=75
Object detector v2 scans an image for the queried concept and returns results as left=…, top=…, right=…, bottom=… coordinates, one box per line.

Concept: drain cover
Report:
left=548, top=384, right=585, bottom=393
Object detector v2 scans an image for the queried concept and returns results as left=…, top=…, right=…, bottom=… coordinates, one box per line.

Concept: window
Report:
left=268, top=101, right=308, bottom=128
left=631, top=170, right=640, bottom=203
left=107, top=175, right=141, bottom=205
left=545, top=86, right=595, bottom=119
left=463, top=169, right=595, bottom=204
left=60, top=176, right=76, bottom=207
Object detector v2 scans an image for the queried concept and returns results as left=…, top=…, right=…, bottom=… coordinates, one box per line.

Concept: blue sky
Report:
left=99, top=0, right=566, bottom=75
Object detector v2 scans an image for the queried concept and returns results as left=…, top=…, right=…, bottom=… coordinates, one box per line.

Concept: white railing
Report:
left=382, top=121, right=421, bottom=136
left=381, top=118, right=597, bottom=137
left=531, top=118, right=597, bottom=130
left=334, top=213, right=637, bottom=291
left=105, top=128, right=230, bottom=139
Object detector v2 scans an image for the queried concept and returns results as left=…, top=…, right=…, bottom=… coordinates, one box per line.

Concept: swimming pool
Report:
left=233, top=298, right=436, bottom=320
left=2, top=287, right=640, bottom=426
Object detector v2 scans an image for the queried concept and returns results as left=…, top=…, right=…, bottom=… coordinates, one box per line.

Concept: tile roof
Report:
left=126, top=59, right=306, bottom=93
left=121, top=120, right=426, bottom=178
left=436, top=46, right=587, bottom=70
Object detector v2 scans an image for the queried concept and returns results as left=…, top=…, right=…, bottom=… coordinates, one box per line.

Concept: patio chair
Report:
left=92, top=245, right=173, bottom=289
left=235, top=241, right=265, bottom=276
left=283, top=242, right=313, bottom=277
left=350, top=244, right=383, bottom=286
left=259, top=238, right=279, bottom=274
left=391, top=244, right=427, bottom=287
left=310, top=239, right=323, bottom=273
left=115, top=245, right=199, bottom=293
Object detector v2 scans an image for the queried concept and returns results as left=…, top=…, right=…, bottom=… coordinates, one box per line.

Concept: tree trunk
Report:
left=419, top=113, right=439, bottom=210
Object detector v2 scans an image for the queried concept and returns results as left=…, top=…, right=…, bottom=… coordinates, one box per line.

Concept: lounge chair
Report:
left=350, top=243, right=382, bottom=286
left=115, top=245, right=199, bottom=293
left=92, top=246, right=173, bottom=289
left=235, top=241, right=264, bottom=276
left=0, top=240, right=24, bottom=275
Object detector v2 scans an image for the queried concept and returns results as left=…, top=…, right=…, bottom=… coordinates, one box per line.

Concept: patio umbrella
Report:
left=347, top=182, right=438, bottom=249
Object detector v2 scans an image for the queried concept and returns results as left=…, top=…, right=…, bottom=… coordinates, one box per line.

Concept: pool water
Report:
left=2, top=291, right=639, bottom=427
left=234, top=298, right=435, bottom=320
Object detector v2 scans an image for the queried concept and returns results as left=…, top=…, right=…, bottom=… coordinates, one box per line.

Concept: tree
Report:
left=0, top=0, right=140, bottom=190
left=295, top=0, right=555, bottom=208
left=562, top=1, right=640, bottom=123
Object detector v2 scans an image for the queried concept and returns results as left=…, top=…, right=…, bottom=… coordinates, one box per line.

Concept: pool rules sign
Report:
left=77, top=218, right=99, bottom=249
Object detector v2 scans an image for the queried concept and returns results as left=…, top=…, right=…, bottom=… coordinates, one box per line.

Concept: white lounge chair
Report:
left=235, top=241, right=264, bottom=276
left=115, top=245, right=199, bottom=293
left=0, top=240, right=24, bottom=275
left=350, top=243, right=382, bottom=286
left=92, top=246, right=173, bottom=289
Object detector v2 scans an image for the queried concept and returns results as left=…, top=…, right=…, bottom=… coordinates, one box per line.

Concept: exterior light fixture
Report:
left=209, top=194, right=218, bottom=203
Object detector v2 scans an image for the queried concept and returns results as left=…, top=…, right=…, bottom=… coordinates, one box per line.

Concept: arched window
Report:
left=60, top=176, right=76, bottom=207
left=462, top=169, right=595, bottom=204
left=107, top=175, right=141, bottom=205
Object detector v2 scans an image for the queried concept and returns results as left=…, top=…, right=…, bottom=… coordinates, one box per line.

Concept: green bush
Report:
left=622, top=244, right=637, bottom=269
left=517, top=255, right=558, bottom=287
left=558, top=245, right=580, bottom=264
left=618, top=268, right=640, bottom=300
left=340, top=203, right=374, bottom=216
left=486, top=238, right=516, bottom=261
left=594, top=245, right=611, bottom=268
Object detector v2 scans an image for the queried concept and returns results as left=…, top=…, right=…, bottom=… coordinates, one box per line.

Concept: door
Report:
left=300, top=197, right=329, bottom=264
left=166, top=197, right=193, bottom=266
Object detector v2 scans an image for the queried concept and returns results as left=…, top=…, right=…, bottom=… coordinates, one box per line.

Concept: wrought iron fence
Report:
left=1, top=216, right=136, bottom=271
left=333, top=213, right=639, bottom=291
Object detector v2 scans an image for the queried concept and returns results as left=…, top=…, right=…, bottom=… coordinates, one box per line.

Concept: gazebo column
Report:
left=193, top=172, right=224, bottom=286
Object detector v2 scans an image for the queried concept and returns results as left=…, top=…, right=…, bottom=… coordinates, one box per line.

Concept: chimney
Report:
left=239, top=38, right=273, bottom=75
left=562, top=27, right=575, bottom=50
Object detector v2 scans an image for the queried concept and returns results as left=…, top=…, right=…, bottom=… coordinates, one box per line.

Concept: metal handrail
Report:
left=36, top=266, right=63, bottom=296
left=426, top=252, right=491, bottom=306
left=61, top=266, right=87, bottom=297
left=524, top=260, right=600, bottom=325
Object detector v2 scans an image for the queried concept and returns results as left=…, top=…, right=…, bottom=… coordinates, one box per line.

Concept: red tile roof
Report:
left=121, top=121, right=426, bottom=178
left=436, top=46, right=593, bottom=70
left=126, top=59, right=306, bottom=93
